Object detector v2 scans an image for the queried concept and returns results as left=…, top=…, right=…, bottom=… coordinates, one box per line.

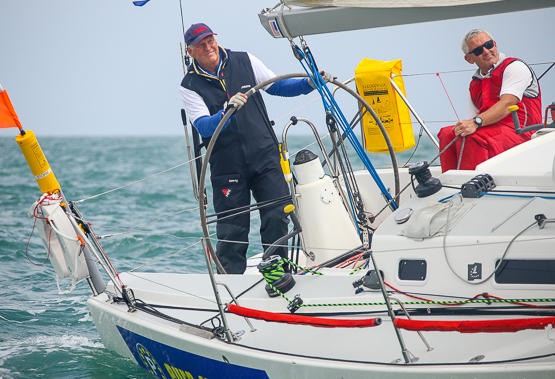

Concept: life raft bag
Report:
left=355, top=59, right=415, bottom=153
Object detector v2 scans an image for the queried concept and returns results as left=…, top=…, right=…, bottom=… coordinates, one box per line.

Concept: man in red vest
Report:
left=438, top=29, right=542, bottom=172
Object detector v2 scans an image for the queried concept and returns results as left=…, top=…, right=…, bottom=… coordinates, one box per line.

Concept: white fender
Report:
left=29, top=193, right=89, bottom=293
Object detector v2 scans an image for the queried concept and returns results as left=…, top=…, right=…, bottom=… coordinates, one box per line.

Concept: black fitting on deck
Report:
left=409, top=161, right=442, bottom=198
left=288, top=295, right=303, bottom=313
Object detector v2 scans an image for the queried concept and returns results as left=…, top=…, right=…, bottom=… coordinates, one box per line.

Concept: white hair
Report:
left=461, top=29, right=494, bottom=54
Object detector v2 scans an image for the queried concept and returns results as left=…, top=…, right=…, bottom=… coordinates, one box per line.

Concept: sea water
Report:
left=0, top=134, right=437, bottom=378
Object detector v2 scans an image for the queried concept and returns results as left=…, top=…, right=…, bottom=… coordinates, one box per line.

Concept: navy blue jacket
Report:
left=181, top=48, right=278, bottom=176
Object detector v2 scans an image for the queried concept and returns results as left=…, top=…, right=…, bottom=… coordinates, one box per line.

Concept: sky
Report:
left=0, top=0, right=554, bottom=138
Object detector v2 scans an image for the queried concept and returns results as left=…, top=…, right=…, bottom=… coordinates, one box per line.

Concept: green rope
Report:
left=260, top=262, right=286, bottom=283
left=266, top=281, right=293, bottom=303
left=349, top=266, right=367, bottom=275
left=259, top=258, right=322, bottom=308
left=259, top=258, right=321, bottom=285
left=298, top=297, right=555, bottom=309
left=286, top=258, right=323, bottom=276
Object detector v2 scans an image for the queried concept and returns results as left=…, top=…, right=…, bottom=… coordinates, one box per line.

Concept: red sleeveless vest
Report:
left=469, top=57, right=542, bottom=128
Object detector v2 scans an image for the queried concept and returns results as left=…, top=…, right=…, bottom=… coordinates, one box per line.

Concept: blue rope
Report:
left=438, top=193, right=459, bottom=202
left=480, top=193, right=555, bottom=199
left=294, top=44, right=397, bottom=210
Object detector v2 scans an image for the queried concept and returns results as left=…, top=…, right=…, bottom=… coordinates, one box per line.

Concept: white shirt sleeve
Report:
left=247, top=52, right=276, bottom=91
left=467, top=91, right=479, bottom=118
left=180, top=86, right=210, bottom=125
left=499, top=61, right=533, bottom=101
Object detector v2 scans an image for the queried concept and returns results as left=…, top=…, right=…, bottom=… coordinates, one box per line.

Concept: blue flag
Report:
left=133, top=0, right=151, bottom=6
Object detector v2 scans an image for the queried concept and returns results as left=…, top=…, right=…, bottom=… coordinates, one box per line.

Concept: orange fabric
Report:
left=0, top=91, right=23, bottom=130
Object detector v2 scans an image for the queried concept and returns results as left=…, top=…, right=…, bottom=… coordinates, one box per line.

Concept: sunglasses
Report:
left=468, top=39, right=494, bottom=56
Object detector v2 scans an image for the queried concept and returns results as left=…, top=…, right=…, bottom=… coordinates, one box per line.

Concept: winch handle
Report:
left=261, top=205, right=302, bottom=261
left=284, top=204, right=301, bottom=231
left=510, top=104, right=555, bottom=134
left=508, top=105, right=521, bottom=132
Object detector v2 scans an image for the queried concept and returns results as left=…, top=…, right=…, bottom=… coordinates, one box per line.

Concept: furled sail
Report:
left=259, top=0, right=555, bottom=38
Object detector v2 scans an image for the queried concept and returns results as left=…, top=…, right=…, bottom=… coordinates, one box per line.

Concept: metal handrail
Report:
left=281, top=116, right=359, bottom=237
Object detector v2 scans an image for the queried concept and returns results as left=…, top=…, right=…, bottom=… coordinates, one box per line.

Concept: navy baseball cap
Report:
left=185, top=23, right=216, bottom=46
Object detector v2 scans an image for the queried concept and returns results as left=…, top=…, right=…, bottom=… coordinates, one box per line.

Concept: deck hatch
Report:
left=398, top=259, right=427, bottom=281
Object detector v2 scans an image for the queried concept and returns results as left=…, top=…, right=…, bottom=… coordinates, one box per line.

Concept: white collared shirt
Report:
left=467, top=53, right=538, bottom=117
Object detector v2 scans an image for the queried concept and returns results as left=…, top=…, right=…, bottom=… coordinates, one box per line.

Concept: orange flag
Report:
left=0, top=90, right=23, bottom=130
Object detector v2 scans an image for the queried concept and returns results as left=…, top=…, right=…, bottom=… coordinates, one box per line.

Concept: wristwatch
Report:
left=473, top=116, right=483, bottom=128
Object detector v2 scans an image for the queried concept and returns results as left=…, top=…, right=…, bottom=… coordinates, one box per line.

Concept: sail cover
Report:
left=259, top=0, right=555, bottom=38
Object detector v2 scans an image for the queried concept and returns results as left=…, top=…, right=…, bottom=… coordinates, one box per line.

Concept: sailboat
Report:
left=10, top=1, right=555, bottom=378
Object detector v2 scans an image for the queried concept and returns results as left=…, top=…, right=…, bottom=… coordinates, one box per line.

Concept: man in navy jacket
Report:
left=180, top=23, right=331, bottom=273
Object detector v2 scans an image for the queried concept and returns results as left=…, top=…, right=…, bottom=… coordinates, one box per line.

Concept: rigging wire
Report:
left=400, top=126, right=424, bottom=167
left=434, top=71, right=466, bottom=169
left=178, top=0, right=190, bottom=66
left=127, top=271, right=217, bottom=305
left=538, top=62, right=555, bottom=81
left=396, top=61, right=554, bottom=78
left=436, top=72, right=460, bottom=122
left=72, top=134, right=325, bottom=217
left=294, top=38, right=397, bottom=208
left=128, top=234, right=214, bottom=272
left=272, top=60, right=553, bottom=140
left=93, top=205, right=205, bottom=238
left=74, top=154, right=204, bottom=203
left=124, top=209, right=267, bottom=272
left=205, top=232, right=555, bottom=257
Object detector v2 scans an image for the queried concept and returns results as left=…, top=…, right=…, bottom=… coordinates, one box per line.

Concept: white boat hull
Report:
left=89, top=272, right=555, bottom=379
